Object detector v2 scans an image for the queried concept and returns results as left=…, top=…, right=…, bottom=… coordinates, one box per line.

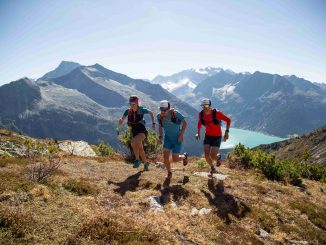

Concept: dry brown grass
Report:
left=0, top=205, right=35, bottom=243
left=0, top=151, right=325, bottom=244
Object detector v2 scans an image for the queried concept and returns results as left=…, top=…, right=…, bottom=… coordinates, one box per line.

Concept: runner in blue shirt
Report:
left=157, top=100, right=188, bottom=182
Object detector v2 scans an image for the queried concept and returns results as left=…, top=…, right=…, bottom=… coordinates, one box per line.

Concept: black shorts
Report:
left=203, top=135, right=222, bottom=148
left=131, top=123, right=148, bottom=138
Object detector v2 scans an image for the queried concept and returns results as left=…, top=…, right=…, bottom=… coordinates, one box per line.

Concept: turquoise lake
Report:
left=220, top=127, right=287, bottom=149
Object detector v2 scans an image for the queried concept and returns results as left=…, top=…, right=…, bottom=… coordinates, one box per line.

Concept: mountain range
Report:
left=1, top=62, right=325, bottom=154
left=152, top=68, right=326, bottom=137
left=0, top=62, right=201, bottom=155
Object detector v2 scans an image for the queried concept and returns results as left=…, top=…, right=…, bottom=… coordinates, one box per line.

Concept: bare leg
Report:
left=210, top=147, right=219, bottom=162
left=204, top=144, right=213, bottom=167
left=137, top=134, right=147, bottom=162
left=163, top=148, right=172, bottom=173
left=131, top=133, right=145, bottom=161
left=172, top=153, right=185, bottom=162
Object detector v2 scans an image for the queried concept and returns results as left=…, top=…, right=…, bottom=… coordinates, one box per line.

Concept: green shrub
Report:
left=143, top=131, right=161, bottom=160
left=95, top=140, right=115, bottom=157
left=195, top=158, right=206, bottom=169
left=0, top=151, right=12, bottom=159
left=301, top=148, right=310, bottom=162
left=118, top=128, right=161, bottom=160
left=0, top=151, right=12, bottom=167
left=233, top=143, right=326, bottom=184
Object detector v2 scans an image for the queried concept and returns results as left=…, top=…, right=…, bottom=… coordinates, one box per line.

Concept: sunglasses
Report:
left=160, top=107, right=169, bottom=112
left=201, top=104, right=210, bottom=108
left=130, top=103, right=137, bottom=106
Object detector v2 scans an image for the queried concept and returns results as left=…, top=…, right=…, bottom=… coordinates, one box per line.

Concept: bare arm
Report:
left=118, top=115, right=126, bottom=125
left=180, top=119, right=187, bottom=136
left=196, top=113, right=201, bottom=140
left=178, top=119, right=187, bottom=143
left=148, top=111, right=155, bottom=130
left=158, top=124, right=163, bottom=143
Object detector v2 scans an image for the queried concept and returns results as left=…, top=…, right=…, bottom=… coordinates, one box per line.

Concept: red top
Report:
left=197, top=110, right=231, bottom=136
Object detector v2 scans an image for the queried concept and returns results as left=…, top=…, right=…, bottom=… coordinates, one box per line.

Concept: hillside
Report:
left=258, top=125, right=326, bottom=165
left=1, top=130, right=325, bottom=244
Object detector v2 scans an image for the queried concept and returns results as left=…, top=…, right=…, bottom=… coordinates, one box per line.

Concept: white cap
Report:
left=159, top=100, right=169, bottom=108
left=201, top=98, right=211, bottom=106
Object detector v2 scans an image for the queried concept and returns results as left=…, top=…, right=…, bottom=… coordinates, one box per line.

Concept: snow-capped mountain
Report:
left=152, top=66, right=326, bottom=137
left=151, top=67, right=228, bottom=104
left=196, top=71, right=326, bottom=137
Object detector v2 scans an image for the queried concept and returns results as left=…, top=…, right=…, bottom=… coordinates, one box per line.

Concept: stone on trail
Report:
left=193, top=172, right=228, bottom=180
left=148, top=196, right=164, bottom=212
left=191, top=207, right=212, bottom=216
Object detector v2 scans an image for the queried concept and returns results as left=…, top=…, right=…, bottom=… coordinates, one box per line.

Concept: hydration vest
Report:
left=200, top=109, right=221, bottom=126
left=158, top=109, right=182, bottom=127
left=127, top=109, right=144, bottom=126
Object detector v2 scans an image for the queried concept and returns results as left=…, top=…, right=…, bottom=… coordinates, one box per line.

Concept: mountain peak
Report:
left=90, top=63, right=107, bottom=70
left=40, top=61, right=81, bottom=80
left=58, top=60, right=80, bottom=67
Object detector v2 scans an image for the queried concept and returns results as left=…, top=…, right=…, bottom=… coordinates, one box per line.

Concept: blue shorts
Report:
left=163, top=138, right=182, bottom=154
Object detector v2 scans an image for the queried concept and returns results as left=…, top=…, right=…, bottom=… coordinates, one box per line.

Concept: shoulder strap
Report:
left=200, top=110, right=205, bottom=126
left=212, top=109, right=221, bottom=126
left=171, top=109, right=182, bottom=124
left=171, top=109, right=176, bottom=123
left=158, top=114, right=163, bottom=127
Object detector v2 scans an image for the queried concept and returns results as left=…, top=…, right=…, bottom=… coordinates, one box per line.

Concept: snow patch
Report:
left=85, top=67, right=99, bottom=72
left=212, top=83, right=237, bottom=101
left=187, top=81, right=197, bottom=89
left=161, top=78, right=193, bottom=92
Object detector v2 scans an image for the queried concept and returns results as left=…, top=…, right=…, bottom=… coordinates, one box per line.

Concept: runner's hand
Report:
left=224, top=132, right=229, bottom=142
left=118, top=118, right=123, bottom=125
left=152, top=123, right=156, bottom=131
left=178, top=133, right=184, bottom=143
left=195, top=133, right=200, bottom=141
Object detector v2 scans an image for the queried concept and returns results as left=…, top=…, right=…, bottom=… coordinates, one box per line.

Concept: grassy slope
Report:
left=0, top=130, right=326, bottom=244
left=0, top=156, right=325, bottom=244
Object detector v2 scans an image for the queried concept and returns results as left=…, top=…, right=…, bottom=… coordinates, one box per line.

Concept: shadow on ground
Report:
left=202, top=179, right=251, bottom=224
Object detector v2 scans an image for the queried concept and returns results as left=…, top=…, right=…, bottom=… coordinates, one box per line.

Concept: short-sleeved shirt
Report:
left=197, top=109, right=231, bottom=136
left=157, top=110, right=185, bottom=141
left=123, top=106, right=149, bottom=126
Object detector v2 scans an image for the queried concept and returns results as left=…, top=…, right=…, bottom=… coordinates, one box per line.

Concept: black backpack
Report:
left=200, top=109, right=221, bottom=126
left=158, top=109, right=182, bottom=127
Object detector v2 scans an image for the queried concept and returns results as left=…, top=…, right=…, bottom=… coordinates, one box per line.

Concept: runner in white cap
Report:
left=157, top=100, right=188, bottom=182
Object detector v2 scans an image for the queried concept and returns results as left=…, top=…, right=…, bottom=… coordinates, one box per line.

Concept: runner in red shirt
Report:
left=196, top=98, right=231, bottom=175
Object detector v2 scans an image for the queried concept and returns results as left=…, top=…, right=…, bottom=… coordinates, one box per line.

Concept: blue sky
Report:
left=0, top=0, right=325, bottom=85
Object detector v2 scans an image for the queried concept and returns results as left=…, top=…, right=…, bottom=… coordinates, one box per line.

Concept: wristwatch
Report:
left=225, top=129, right=229, bottom=133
